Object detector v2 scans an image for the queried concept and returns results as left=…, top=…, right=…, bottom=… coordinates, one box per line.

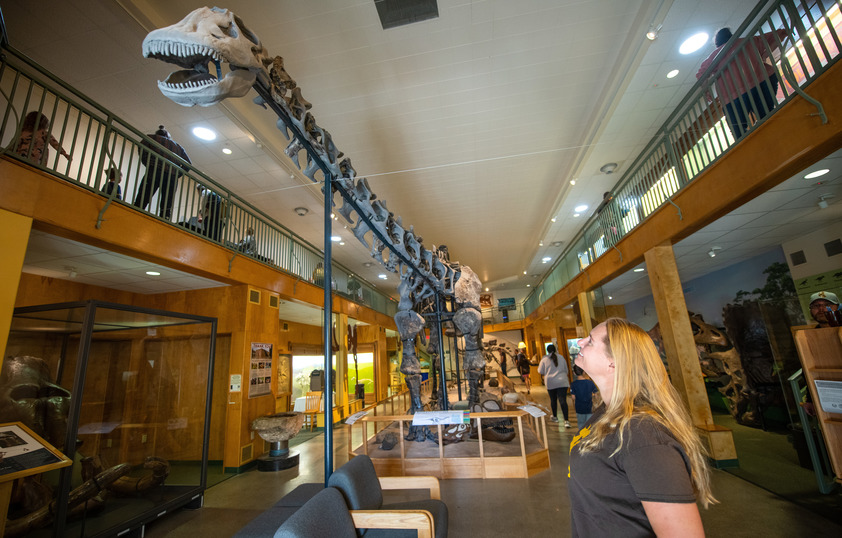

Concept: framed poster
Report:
left=479, top=293, right=493, bottom=308
left=249, top=342, right=273, bottom=398
left=277, top=353, right=292, bottom=396
left=0, top=422, right=71, bottom=480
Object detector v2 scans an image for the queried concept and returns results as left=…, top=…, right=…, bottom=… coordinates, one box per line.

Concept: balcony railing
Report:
left=0, top=45, right=397, bottom=318
left=524, top=0, right=841, bottom=316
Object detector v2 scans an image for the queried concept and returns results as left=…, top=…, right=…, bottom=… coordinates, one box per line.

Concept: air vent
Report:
left=790, top=250, right=807, bottom=266
left=241, top=444, right=253, bottom=463
left=375, top=0, right=438, bottom=29
left=249, top=289, right=261, bottom=304
left=282, top=322, right=289, bottom=332
left=824, top=238, right=842, bottom=257
left=269, top=295, right=279, bottom=309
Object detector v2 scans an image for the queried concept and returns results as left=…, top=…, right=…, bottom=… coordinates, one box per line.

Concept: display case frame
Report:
left=5, top=300, right=217, bottom=537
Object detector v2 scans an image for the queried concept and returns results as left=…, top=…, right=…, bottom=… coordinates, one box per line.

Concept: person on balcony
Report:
left=102, top=166, right=123, bottom=200
left=134, top=125, right=191, bottom=219
left=14, top=111, right=71, bottom=166
left=696, top=27, right=789, bottom=139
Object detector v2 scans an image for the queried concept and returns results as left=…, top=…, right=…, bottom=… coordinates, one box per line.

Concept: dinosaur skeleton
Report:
left=143, top=7, right=487, bottom=433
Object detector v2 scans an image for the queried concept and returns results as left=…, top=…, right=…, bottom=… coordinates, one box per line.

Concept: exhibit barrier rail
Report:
left=524, top=0, right=841, bottom=316
left=0, top=46, right=397, bottom=318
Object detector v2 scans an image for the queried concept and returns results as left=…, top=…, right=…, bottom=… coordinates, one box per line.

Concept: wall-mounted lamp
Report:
left=708, top=246, right=721, bottom=258
left=600, top=162, right=618, bottom=174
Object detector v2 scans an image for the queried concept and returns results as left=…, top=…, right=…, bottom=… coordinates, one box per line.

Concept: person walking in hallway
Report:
left=569, top=318, right=715, bottom=537
left=538, top=344, right=571, bottom=427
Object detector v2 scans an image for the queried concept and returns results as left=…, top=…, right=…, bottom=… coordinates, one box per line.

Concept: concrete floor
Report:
left=146, top=384, right=842, bottom=537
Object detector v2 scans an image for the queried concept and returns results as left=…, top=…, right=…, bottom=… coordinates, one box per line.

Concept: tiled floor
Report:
left=146, top=384, right=842, bottom=537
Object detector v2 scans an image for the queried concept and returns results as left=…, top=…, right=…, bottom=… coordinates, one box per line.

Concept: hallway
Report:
left=146, top=384, right=842, bottom=537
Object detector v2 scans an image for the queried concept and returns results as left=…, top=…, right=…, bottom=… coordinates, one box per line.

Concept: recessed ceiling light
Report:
left=192, top=126, right=216, bottom=140
left=570, top=179, right=576, bottom=185
left=575, top=204, right=588, bottom=212
left=608, top=296, right=613, bottom=300
left=331, top=235, right=342, bottom=242
left=339, top=242, right=345, bottom=246
left=542, top=257, right=551, bottom=263
left=146, top=271, right=161, bottom=276
left=523, top=271, right=527, bottom=275
left=551, top=217, right=557, bottom=223
left=633, top=267, right=645, bottom=272
left=378, top=274, right=388, bottom=280
left=539, top=241, right=544, bottom=246
left=526, top=284, right=531, bottom=287
left=679, top=32, right=709, bottom=54
left=667, top=69, right=679, bottom=79
left=805, top=169, right=830, bottom=179
left=573, top=213, right=580, bottom=218
left=222, top=147, right=232, bottom=155
left=363, top=262, right=374, bottom=267
left=485, top=287, right=489, bottom=292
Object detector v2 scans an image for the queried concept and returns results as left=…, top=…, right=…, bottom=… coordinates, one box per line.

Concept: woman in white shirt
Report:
left=538, top=344, right=571, bottom=427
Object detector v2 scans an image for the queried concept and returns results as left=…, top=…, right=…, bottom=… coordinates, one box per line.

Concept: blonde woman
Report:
left=569, top=318, right=715, bottom=537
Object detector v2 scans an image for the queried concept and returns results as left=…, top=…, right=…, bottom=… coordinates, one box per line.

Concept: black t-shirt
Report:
left=568, top=406, right=697, bottom=537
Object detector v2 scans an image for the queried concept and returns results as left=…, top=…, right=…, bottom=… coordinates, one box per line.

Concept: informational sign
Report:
left=230, top=374, right=242, bottom=392
left=0, top=423, right=70, bottom=478
left=814, top=380, right=842, bottom=414
left=411, top=411, right=469, bottom=426
left=249, top=342, right=273, bottom=399
left=519, top=405, right=547, bottom=418
left=497, top=297, right=516, bottom=307
left=345, top=410, right=369, bottom=425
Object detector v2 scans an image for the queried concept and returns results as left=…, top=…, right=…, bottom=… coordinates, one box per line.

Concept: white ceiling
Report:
left=3, top=0, right=840, bottom=314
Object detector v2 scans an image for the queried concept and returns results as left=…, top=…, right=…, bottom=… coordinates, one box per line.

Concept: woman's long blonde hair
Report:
left=577, top=317, right=716, bottom=508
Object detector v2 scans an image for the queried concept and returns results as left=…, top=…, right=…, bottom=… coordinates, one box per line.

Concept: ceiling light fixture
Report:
left=570, top=179, right=576, bottom=185
left=146, top=271, right=161, bottom=276
left=573, top=213, right=580, bottom=217
left=667, top=69, right=679, bottom=79
left=363, top=262, right=374, bottom=267
left=818, top=194, right=833, bottom=209
left=378, top=274, right=388, bottom=280
left=633, top=267, right=645, bottom=272
left=526, top=284, right=531, bottom=288
left=708, top=246, right=721, bottom=258
left=551, top=217, right=557, bottom=223
left=294, top=207, right=308, bottom=216
left=542, top=257, right=552, bottom=263
left=64, top=265, right=77, bottom=278
left=551, top=241, right=563, bottom=247
left=574, top=204, right=588, bottom=212
left=679, top=32, right=709, bottom=54
left=600, top=162, right=618, bottom=174
left=330, top=235, right=342, bottom=242
left=485, top=287, right=489, bottom=292
left=608, top=296, right=613, bottom=300
left=222, top=147, right=232, bottom=155
left=805, top=169, right=830, bottom=179
left=523, top=271, right=527, bottom=275
left=539, top=241, right=544, bottom=246
left=192, top=126, right=216, bottom=141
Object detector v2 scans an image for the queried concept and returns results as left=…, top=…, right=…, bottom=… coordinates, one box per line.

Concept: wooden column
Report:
left=0, top=209, right=31, bottom=362
left=644, top=243, right=737, bottom=466
left=577, top=292, right=593, bottom=334
left=335, top=313, right=349, bottom=416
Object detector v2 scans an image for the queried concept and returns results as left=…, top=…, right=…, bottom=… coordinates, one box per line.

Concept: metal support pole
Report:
left=451, top=297, right=462, bottom=402
left=323, top=173, right=334, bottom=485
left=434, top=293, right=448, bottom=410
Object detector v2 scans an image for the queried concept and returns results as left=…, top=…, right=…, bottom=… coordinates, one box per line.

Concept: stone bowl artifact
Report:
left=251, top=412, right=306, bottom=471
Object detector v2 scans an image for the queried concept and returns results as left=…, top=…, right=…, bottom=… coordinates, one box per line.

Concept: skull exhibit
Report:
left=142, top=7, right=269, bottom=106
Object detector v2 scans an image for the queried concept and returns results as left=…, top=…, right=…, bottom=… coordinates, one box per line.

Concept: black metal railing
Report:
left=524, top=0, right=841, bottom=315
left=0, top=45, right=397, bottom=317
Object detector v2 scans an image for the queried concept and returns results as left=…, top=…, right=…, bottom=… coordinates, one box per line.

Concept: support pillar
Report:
left=0, top=209, right=32, bottom=361
left=335, top=313, right=349, bottom=416
left=644, top=243, right=737, bottom=467
left=577, top=291, right=593, bottom=335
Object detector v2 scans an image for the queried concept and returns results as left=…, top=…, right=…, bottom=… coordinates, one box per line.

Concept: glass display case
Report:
left=2, top=301, right=216, bottom=537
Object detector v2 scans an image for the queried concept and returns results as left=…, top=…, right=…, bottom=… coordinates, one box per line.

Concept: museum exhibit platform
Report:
left=349, top=408, right=550, bottom=479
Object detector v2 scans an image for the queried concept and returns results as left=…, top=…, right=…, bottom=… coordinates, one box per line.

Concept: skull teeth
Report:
left=144, top=40, right=223, bottom=63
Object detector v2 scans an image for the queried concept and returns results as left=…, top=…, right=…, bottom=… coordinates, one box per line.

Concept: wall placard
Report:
left=249, top=342, right=273, bottom=398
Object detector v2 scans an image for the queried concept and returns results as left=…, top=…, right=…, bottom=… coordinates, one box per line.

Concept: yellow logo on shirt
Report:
left=568, top=424, right=592, bottom=478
